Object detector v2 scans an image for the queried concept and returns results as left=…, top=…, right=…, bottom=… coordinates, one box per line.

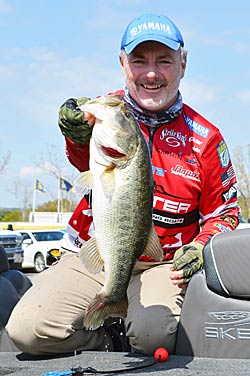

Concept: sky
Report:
left=0, top=0, right=250, bottom=209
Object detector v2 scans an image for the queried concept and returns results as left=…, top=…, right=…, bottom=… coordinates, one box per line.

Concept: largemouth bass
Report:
left=74, top=95, right=163, bottom=330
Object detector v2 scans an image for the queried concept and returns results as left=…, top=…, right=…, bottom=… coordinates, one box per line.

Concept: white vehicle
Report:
left=19, top=229, right=65, bottom=272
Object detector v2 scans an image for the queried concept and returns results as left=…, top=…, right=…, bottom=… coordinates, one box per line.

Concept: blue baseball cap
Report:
left=121, top=14, right=184, bottom=54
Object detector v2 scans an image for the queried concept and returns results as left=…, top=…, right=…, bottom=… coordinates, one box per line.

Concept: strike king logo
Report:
left=159, top=129, right=187, bottom=147
left=205, top=311, right=250, bottom=341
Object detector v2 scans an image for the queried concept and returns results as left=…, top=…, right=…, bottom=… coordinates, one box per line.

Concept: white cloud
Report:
left=0, top=46, right=123, bottom=125
left=19, top=166, right=43, bottom=179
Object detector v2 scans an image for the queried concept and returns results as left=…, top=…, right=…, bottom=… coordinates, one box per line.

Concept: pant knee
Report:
left=126, top=308, right=178, bottom=355
left=7, top=309, right=61, bottom=354
left=6, top=320, right=38, bottom=354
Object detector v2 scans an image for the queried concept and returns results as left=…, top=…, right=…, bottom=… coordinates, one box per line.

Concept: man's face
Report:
left=120, top=41, right=186, bottom=112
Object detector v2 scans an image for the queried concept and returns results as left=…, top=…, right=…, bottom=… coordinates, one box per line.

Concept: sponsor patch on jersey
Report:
left=152, top=166, right=167, bottom=177
left=184, top=114, right=210, bottom=138
left=153, top=196, right=191, bottom=213
left=186, top=158, right=197, bottom=166
left=217, top=140, right=230, bottom=168
left=152, top=213, right=184, bottom=225
left=221, top=166, right=235, bottom=188
left=189, top=136, right=203, bottom=145
left=159, top=128, right=187, bottom=147
left=162, top=232, right=182, bottom=248
left=192, top=146, right=201, bottom=153
left=214, top=223, right=232, bottom=232
left=222, top=183, right=237, bottom=202
left=156, top=147, right=183, bottom=160
left=171, top=164, right=201, bottom=182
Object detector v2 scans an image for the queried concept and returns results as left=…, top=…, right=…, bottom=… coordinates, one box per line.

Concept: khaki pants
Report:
left=6, top=252, right=185, bottom=355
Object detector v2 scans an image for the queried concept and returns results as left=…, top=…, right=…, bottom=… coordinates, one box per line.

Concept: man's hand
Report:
left=58, top=97, right=96, bottom=144
left=59, top=97, right=96, bottom=127
left=170, top=241, right=204, bottom=287
left=83, top=112, right=96, bottom=126
left=59, top=97, right=90, bottom=127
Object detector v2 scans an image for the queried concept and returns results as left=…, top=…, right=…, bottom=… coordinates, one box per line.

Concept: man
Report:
left=7, top=13, right=239, bottom=356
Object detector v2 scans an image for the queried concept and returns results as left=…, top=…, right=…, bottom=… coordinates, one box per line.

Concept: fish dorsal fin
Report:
left=73, top=171, right=93, bottom=196
left=79, top=237, right=104, bottom=274
left=142, top=225, right=163, bottom=262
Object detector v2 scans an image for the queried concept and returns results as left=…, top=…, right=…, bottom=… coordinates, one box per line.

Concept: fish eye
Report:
left=124, top=111, right=133, bottom=119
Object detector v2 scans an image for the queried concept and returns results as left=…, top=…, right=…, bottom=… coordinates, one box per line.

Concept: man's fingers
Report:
left=83, top=112, right=96, bottom=126
left=169, top=269, right=183, bottom=279
left=169, top=269, right=184, bottom=286
left=173, top=252, right=196, bottom=270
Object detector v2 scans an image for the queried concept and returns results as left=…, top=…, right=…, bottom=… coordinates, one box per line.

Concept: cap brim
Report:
left=123, top=35, right=181, bottom=54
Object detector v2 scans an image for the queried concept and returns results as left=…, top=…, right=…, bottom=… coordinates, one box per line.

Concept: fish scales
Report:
left=94, top=143, right=153, bottom=299
left=74, top=95, right=163, bottom=330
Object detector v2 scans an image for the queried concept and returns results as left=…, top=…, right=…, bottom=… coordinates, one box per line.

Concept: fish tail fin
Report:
left=84, top=293, right=128, bottom=330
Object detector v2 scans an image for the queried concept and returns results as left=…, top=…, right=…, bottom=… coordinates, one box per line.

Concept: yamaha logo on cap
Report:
left=121, top=14, right=184, bottom=54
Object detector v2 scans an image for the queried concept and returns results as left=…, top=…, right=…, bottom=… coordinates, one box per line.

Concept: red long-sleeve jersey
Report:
left=64, top=101, right=239, bottom=260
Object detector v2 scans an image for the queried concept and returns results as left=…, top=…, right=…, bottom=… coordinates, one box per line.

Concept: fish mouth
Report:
left=101, top=146, right=126, bottom=158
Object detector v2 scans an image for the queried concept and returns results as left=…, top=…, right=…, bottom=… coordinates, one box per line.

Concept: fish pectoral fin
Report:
left=142, top=225, right=163, bottom=262
left=100, top=170, right=116, bottom=198
left=73, top=171, right=93, bottom=196
left=79, top=237, right=104, bottom=274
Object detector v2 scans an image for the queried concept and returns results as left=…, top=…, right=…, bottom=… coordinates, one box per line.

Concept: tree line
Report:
left=0, top=198, right=75, bottom=222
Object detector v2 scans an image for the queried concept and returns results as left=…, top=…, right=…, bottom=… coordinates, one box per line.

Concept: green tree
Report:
left=0, top=210, right=9, bottom=221
left=36, top=200, right=57, bottom=212
left=2, top=210, right=22, bottom=222
left=36, top=198, right=76, bottom=212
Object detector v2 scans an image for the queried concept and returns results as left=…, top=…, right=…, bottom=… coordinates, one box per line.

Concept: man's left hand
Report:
left=170, top=241, right=204, bottom=286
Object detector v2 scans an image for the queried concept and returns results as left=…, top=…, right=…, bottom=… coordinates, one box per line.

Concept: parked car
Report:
left=19, top=229, right=65, bottom=272
left=0, top=229, right=23, bottom=268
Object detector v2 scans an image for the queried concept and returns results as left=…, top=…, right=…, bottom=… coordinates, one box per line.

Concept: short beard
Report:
left=139, top=97, right=164, bottom=111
